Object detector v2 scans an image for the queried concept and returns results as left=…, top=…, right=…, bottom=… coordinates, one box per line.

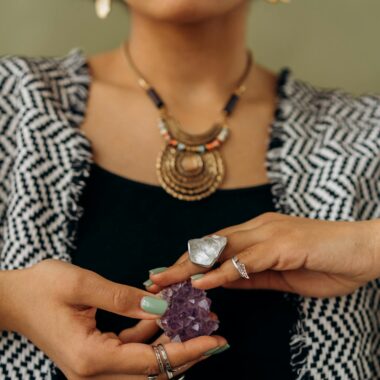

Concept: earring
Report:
left=95, top=0, right=111, bottom=19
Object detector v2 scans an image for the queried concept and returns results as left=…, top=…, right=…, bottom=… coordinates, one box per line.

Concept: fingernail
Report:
left=213, top=344, right=230, bottom=355
left=140, top=296, right=168, bottom=315
left=204, top=346, right=221, bottom=356
left=191, top=274, right=205, bottom=281
left=143, top=279, right=154, bottom=288
left=149, top=267, right=167, bottom=275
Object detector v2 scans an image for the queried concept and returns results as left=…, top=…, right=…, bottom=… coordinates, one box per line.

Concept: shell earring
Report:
left=95, top=0, right=111, bottom=19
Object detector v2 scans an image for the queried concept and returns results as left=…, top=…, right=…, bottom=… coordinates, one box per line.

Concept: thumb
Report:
left=65, top=268, right=168, bottom=319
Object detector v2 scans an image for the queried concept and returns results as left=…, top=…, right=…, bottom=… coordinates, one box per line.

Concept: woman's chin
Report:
left=127, top=0, right=247, bottom=24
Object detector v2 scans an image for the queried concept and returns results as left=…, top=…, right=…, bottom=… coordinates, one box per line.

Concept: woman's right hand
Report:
left=0, top=259, right=226, bottom=379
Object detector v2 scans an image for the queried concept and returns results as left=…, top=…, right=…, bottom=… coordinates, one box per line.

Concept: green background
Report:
left=0, top=0, right=379, bottom=94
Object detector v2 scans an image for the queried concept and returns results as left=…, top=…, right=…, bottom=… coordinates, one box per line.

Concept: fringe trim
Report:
left=289, top=305, right=311, bottom=380
left=266, top=68, right=311, bottom=378
left=62, top=48, right=93, bottom=256
left=266, top=67, right=292, bottom=214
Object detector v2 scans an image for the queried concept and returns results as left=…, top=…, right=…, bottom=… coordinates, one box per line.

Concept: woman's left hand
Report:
left=149, top=213, right=380, bottom=298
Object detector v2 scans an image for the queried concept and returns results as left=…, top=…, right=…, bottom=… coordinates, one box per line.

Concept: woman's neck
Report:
left=123, top=3, right=251, bottom=106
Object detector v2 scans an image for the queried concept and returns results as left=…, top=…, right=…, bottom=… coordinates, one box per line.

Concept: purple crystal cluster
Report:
left=158, top=280, right=219, bottom=342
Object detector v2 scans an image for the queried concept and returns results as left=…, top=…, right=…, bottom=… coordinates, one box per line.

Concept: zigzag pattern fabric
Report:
left=0, top=48, right=379, bottom=379
left=268, top=73, right=380, bottom=379
left=0, top=50, right=92, bottom=379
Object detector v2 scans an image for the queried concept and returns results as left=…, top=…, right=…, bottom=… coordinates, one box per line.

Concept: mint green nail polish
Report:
left=149, top=267, right=167, bottom=275
left=203, top=347, right=221, bottom=356
left=191, top=274, right=205, bottom=281
left=143, top=279, right=154, bottom=287
left=140, top=296, right=168, bottom=315
left=213, top=344, right=230, bottom=355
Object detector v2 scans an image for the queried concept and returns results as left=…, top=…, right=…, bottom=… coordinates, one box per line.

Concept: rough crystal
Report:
left=158, top=280, right=219, bottom=342
left=188, top=235, right=227, bottom=268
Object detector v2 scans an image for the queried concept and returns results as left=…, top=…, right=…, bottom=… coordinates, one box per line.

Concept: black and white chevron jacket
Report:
left=0, top=48, right=380, bottom=379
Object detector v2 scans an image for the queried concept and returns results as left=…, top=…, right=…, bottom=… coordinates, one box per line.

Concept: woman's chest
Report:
left=71, top=164, right=276, bottom=286
left=69, top=165, right=297, bottom=380
left=80, top=81, right=275, bottom=190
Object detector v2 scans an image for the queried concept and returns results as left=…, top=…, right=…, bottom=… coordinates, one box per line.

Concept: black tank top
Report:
left=54, top=163, right=297, bottom=380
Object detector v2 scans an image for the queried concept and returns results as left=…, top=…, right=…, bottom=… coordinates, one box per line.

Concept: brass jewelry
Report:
left=95, top=0, right=111, bottom=19
left=123, top=42, right=253, bottom=201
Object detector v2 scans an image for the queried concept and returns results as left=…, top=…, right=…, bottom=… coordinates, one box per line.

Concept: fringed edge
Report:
left=60, top=48, right=93, bottom=256
left=266, top=68, right=311, bottom=378
left=287, top=295, right=311, bottom=380
left=266, top=67, right=292, bottom=215
left=64, top=143, right=92, bottom=255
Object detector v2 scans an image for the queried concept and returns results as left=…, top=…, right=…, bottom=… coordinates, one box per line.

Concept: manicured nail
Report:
left=149, top=267, right=167, bottom=275
left=203, top=347, right=221, bottom=356
left=213, top=344, right=230, bottom=355
left=143, top=279, right=154, bottom=288
left=140, top=296, right=168, bottom=315
left=191, top=274, right=205, bottom=281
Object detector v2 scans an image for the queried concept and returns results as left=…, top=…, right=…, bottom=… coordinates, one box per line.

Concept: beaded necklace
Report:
left=123, top=42, right=253, bottom=201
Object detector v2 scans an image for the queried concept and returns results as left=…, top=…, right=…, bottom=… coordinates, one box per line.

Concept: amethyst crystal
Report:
left=158, top=280, right=219, bottom=342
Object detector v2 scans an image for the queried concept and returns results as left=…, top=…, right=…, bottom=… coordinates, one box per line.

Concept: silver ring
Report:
left=231, top=256, right=250, bottom=280
left=147, top=375, right=159, bottom=380
left=188, top=234, right=227, bottom=268
left=157, top=343, right=175, bottom=379
left=152, top=345, right=165, bottom=375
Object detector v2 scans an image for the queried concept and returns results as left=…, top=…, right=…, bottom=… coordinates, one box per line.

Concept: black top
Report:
left=54, top=163, right=297, bottom=380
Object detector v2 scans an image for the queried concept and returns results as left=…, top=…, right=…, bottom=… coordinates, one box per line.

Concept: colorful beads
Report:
left=158, top=118, right=229, bottom=153
left=217, top=127, right=229, bottom=142
left=206, top=140, right=220, bottom=150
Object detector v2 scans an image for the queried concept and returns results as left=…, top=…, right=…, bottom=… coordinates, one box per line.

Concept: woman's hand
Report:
left=149, top=213, right=380, bottom=298
left=0, top=260, right=226, bottom=379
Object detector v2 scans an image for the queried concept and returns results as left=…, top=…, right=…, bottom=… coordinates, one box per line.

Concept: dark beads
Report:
left=147, top=88, right=165, bottom=109
left=223, top=93, right=240, bottom=116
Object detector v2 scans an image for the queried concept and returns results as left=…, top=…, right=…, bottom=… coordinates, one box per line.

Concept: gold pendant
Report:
left=156, top=146, right=225, bottom=201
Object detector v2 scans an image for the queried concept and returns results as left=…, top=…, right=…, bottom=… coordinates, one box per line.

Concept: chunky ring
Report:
left=152, top=345, right=165, bottom=375
left=157, top=343, right=175, bottom=379
left=231, top=256, right=250, bottom=280
left=147, top=375, right=159, bottom=380
left=188, top=234, right=227, bottom=268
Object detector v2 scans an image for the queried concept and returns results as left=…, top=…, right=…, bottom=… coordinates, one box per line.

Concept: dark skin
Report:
left=81, top=0, right=278, bottom=190
left=4, top=1, right=379, bottom=379
left=86, top=0, right=380, bottom=306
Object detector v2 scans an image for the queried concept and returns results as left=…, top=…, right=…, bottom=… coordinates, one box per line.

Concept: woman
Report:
left=0, top=0, right=379, bottom=379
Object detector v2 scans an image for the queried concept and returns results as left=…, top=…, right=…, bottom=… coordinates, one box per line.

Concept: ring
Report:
left=188, top=234, right=227, bottom=268
left=157, top=343, right=175, bottom=379
left=152, top=345, right=165, bottom=375
left=147, top=376, right=159, bottom=380
left=231, top=256, right=250, bottom=280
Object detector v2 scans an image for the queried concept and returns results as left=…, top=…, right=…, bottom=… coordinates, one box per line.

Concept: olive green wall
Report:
left=0, top=0, right=379, bottom=94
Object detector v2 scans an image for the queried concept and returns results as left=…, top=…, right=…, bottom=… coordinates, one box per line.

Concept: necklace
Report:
left=123, top=42, right=253, bottom=201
